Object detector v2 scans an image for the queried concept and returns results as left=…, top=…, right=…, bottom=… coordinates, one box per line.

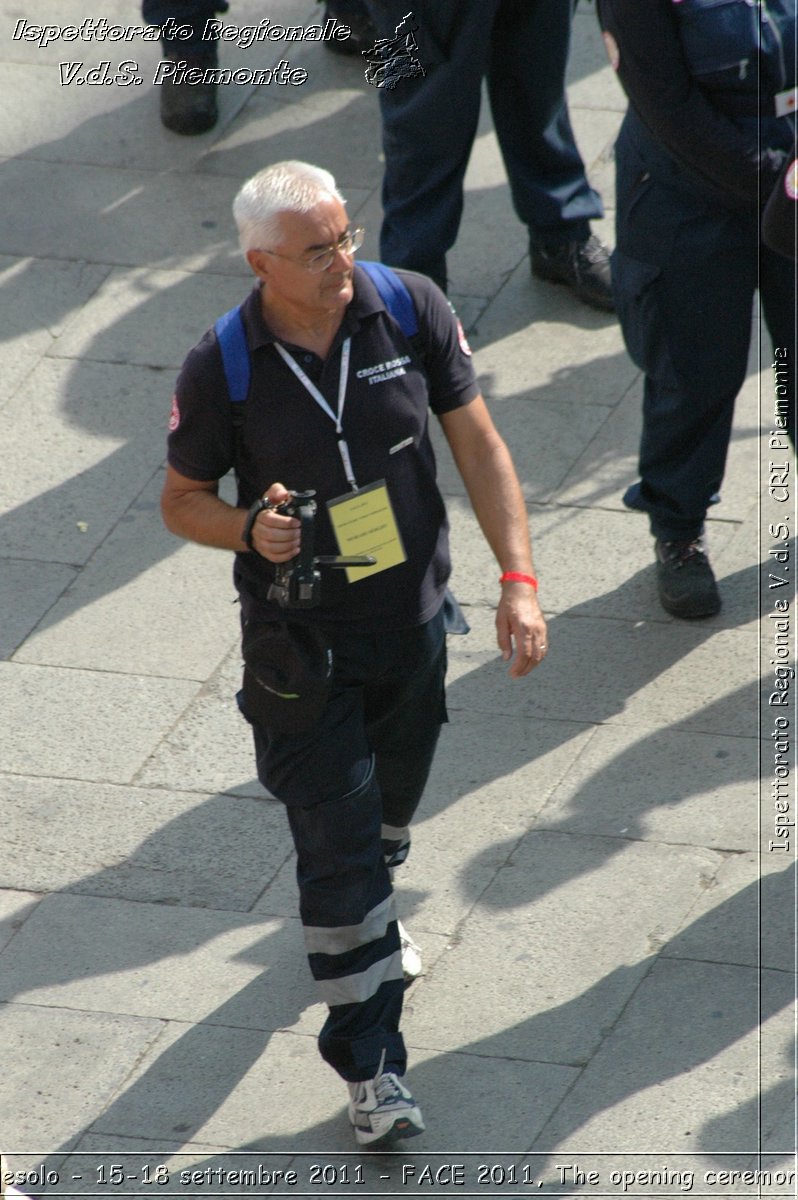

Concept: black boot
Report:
left=531, top=234, right=614, bottom=311
left=655, top=538, right=721, bottom=619
left=159, top=53, right=218, bottom=135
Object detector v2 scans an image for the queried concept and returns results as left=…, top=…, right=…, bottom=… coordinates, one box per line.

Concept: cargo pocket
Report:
left=610, top=250, right=665, bottom=376
left=676, top=0, right=758, bottom=88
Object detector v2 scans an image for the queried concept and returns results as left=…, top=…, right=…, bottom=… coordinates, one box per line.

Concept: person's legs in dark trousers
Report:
left=247, top=612, right=446, bottom=1089
left=142, top=0, right=226, bottom=133
left=372, top=0, right=611, bottom=303
left=487, top=0, right=612, bottom=308
left=488, top=0, right=600, bottom=244
left=613, top=127, right=758, bottom=615
left=370, top=0, right=497, bottom=290
left=620, top=220, right=755, bottom=544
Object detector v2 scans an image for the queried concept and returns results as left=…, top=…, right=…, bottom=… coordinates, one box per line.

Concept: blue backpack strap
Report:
left=358, top=260, right=419, bottom=338
left=214, top=305, right=250, bottom=404
left=216, top=268, right=417, bottom=406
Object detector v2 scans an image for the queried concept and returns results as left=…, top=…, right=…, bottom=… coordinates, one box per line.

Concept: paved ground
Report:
left=1, top=2, right=796, bottom=1197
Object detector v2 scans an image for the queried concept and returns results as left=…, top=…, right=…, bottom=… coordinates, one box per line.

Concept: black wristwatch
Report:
left=242, top=497, right=271, bottom=552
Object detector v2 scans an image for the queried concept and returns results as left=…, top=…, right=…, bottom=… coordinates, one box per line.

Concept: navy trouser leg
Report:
left=142, top=0, right=227, bottom=58
left=285, top=765, right=405, bottom=1082
left=613, top=121, right=759, bottom=541
left=488, top=0, right=602, bottom=245
left=370, top=1, right=494, bottom=288
left=246, top=612, right=447, bottom=1081
left=370, top=0, right=599, bottom=284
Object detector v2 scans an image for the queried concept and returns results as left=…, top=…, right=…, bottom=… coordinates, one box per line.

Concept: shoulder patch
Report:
left=169, top=393, right=180, bottom=432
left=456, top=316, right=472, bottom=356
left=785, top=159, right=798, bottom=202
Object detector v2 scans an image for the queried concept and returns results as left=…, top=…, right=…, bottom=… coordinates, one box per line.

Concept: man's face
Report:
left=251, top=196, right=356, bottom=316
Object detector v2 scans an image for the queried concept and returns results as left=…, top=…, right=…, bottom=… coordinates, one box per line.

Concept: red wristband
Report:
left=499, top=571, right=538, bottom=590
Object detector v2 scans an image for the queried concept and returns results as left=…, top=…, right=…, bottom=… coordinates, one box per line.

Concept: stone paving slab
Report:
left=404, top=835, right=723, bottom=1065
left=664, top=855, right=795, bottom=974
left=0, top=560, right=77, bottom=659
left=432, top=397, right=614, bottom=504
left=0, top=777, right=291, bottom=910
left=134, top=641, right=265, bottom=797
left=569, top=10, right=627, bottom=114
left=14, top=476, right=240, bottom=679
left=196, top=49, right=383, bottom=192
left=0, top=662, right=199, bottom=782
left=88, top=1023, right=580, bottom=1153
left=0, top=1003, right=163, bottom=1159
left=0, top=357, right=173, bottom=564
left=0, top=894, right=311, bottom=1027
left=87, top=1023, right=335, bottom=1148
left=280, top=711, right=600, bottom=936
left=530, top=958, right=794, bottom=1153
left=441, top=102, right=543, bottom=299
left=0, top=161, right=372, bottom=275
left=0, top=255, right=110, bottom=403
left=445, top=605, right=759, bottom=737
left=3, top=7, right=320, bottom=172
left=0, top=891, right=42, bottom=955
left=762, top=1107, right=798, bottom=1159
left=472, top=264, right=631, bottom=408
left=555, top=329, right=765, bottom=523
left=50, top=266, right=249, bottom=369
left=536, top=723, right=760, bottom=853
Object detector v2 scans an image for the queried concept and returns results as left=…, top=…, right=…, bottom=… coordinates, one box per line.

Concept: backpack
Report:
left=214, top=260, right=422, bottom=409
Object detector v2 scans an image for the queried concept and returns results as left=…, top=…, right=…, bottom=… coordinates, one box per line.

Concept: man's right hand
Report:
left=248, top=482, right=302, bottom=562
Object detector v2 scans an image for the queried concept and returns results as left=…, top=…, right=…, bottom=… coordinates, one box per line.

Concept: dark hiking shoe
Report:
left=531, top=234, right=615, bottom=311
left=655, top=539, right=721, bottom=619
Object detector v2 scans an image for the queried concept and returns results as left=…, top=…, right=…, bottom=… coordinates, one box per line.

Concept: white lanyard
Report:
left=274, top=338, right=358, bottom=491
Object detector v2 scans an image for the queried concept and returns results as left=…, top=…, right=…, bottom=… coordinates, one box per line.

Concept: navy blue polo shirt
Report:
left=167, top=265, right=480, bottom=629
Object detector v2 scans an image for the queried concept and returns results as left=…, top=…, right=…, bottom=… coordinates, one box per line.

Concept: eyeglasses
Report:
left=261, top=227, right=365, bottom=274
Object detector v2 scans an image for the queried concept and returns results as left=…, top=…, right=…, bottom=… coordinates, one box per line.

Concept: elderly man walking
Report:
left=161, top=160, right=547, bottom=1144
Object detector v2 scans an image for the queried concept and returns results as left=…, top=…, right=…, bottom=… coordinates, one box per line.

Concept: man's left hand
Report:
left=496, top=584, right=548, bottom=678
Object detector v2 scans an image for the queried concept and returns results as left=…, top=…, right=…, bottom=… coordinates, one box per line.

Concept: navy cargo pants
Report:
left=366, top=0, right=603, bottom=290
left=613, top=113, right=796, bottom=543
left=243, top=609, right=447, bottom=1083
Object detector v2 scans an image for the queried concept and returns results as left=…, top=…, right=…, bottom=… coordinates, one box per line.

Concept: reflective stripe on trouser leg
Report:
left=286, top=758, right=406, bottom=1081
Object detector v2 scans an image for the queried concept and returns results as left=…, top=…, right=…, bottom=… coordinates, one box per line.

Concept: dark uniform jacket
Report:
left=597, top=0, right=796, bottom=211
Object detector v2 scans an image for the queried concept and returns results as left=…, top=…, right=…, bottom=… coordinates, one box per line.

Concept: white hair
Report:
left=233, top=161, right=346, bottom=253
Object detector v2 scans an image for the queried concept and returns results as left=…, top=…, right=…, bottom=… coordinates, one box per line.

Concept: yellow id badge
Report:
left=327, top=480, right=407, bottom=583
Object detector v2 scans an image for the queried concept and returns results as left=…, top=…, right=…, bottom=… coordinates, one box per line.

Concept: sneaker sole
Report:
left=353, top=1113, right=425, bottom=1146
left=657, top=571, right=721, bottom=619
left=659, top=596, right=721, bottom=619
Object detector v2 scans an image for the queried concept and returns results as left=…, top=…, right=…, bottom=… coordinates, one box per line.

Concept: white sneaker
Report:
left=348, top=1054, right=425, bottom=1146
left=397, top=919, right=423, bottom=982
